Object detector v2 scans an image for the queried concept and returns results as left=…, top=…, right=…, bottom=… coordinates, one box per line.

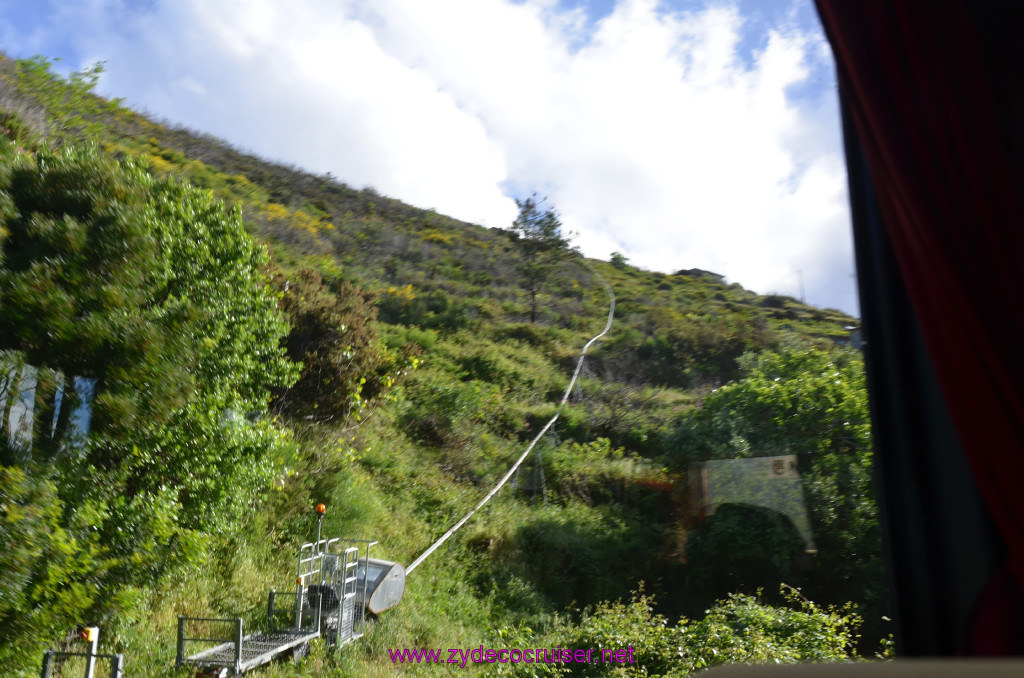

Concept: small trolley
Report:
left=175, top=505, right=403, bottom=675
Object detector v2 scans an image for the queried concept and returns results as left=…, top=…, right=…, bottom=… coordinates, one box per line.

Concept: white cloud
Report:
left=6, top=0, right=857, bottom=314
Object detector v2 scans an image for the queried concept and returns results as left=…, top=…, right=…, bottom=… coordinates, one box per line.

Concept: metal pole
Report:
left=295, top=544, right=304, bottom=631
left=176, top=617, right=186, bottom=667
left=84, top=628, right=98, bottom=678
left=234, top=619, right=243, bottom=674
left=316, top=514, right=323, bottom=584
left=40, top=650, right=54, bottom=678
left=539, top=446, right=547, bottom=504
left=294, top=578, right=304, bottom=632
left=108, top=654, right=124, bottom=678
left=532, top=446, right=539, bottom=502
left=359, top=543, right=371, bottom=637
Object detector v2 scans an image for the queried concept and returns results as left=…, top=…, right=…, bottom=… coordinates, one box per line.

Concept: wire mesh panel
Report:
left=337, top=547, right=360, bottom=646
left=176, top=617, right=244, bottom=673
left=270, top=590, right=322, bottom=633
left=295, top=538, right=339, bottom=630
left=176, top=615, right=320, bottom=675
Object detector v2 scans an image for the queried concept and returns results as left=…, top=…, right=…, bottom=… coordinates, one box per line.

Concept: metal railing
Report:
left=296, top=537, right=339, bottom=629
left=175, top=616, right=245, bottom=673
left=40, top=651, right=124, bottom=678
left=173, top=535, right=378, bottom=673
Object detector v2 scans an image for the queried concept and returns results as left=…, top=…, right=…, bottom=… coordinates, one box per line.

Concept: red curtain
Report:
left=815, top=0, right=1024, bottom=652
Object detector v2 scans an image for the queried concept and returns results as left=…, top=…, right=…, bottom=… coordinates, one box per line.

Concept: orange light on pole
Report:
left=314, top=503, right=326, bottom=551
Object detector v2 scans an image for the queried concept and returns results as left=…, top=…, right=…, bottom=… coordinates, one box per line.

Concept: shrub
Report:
left=549, top=587, right=862, bottom=677
left=273, top=269, right=408, bottom=425
left=684, top=504, right=808, bottom=612
left=0, top=467, right=107, bottom=673
left=401, top=374, right=508, bottom=448
left=510, top=503, right=662, bottom=609
left=680, top=588, right=862, bottom=670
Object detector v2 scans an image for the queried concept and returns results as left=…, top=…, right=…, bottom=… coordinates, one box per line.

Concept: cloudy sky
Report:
left=0, top=0, right=858, bottom=316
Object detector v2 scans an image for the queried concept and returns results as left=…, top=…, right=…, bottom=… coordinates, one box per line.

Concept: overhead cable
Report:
left=406, top=269, right=615, bottom=574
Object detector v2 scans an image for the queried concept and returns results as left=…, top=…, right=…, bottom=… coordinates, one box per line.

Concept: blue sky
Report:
left=0, top=0, right=857, bottom=316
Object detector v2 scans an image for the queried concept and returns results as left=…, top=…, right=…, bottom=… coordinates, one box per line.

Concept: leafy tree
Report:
left=610, top=251, right=629, bottom=270
left=0, top=56, right=123, bottom=145
left=0, top=467, right=109, bottom=671
left=0, top=141, right=296, bottom=461
left=0, top=140, right=297, bottom=668
left=0, top=141, right=197, bottom=451
left=505, top=195, right=575, bottom=323
left=667, top=342, right=885, bottom=643
left=273, top=268, right=412, bottom=425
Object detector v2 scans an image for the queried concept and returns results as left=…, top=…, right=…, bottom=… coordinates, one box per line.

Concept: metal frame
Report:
left=335, top=538, right=377, bottom=649
left=175, top=536, right=379, bottom=674
left=40, top=651, right=124, bottom=678
left=175, top=606, right=322, bottom=676
left=295, top=537, right=339, bottom=630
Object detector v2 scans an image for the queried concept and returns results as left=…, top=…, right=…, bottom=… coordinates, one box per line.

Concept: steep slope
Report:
left=0, top=53, right=873, bottom=677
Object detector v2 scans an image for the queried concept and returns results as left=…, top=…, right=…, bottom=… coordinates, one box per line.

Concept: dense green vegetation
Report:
left=0, top=54, right=886, bottom=677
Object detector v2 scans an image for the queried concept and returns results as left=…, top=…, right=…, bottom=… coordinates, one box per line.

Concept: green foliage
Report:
left=401, top=371, right=511, bottom=448
left=610, top=251, right=629, bottom=270
left=684, top=504, right=808, bottom=611
left=0, top=467, right=109, bottom=672
left=0, top=140, right=296, bottom=471
left=550, top=587, right=861, bottom=676
left=377, top=284, right=476, bottom=330
left=0, top=111, right=39, bottom=149
left=555, top=591, right=680, bottom=677
left=574, top=376, right=673, bottom=453
left=506, top=195, right=577, bottom=323
left=671, top=343, right=870, bottom=462
left=602, top=311, right=775, bottom=388
left=669, top=342, right=884, bottom=644
left=509, top=502, right=662, bottom=610
left=2, top=56, right=123, bottom=145
left=383, top=324, right=438, bottom=352
left=679, top=588, right=862, bottom=670
left=274, top=269, right=411, bottom=425
left=0, top=141, right=191, bottom=442
left=438, top=329, right=569, bottom=402
left=547, top=438, right=669, bottom=514
left=0, top=140, right=297, bottom=672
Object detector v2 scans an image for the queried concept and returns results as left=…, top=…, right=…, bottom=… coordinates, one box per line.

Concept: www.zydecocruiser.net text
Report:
left=389, top=645, right=636, bottom=667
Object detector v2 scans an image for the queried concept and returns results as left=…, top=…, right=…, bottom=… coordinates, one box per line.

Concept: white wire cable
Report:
left=406, top=269, right=615, bottom=574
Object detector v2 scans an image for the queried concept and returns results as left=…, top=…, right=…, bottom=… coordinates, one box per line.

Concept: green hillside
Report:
left=0, top=55, right=882, bottom=677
